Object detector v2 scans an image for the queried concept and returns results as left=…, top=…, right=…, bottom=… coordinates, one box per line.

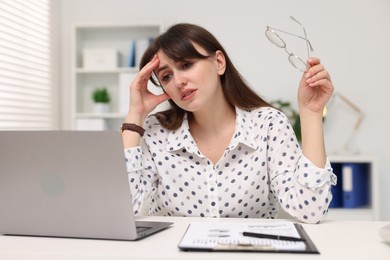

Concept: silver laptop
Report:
left=0, top=131, right=172, bottom=240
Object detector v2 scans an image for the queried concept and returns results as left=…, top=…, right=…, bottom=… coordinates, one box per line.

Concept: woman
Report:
left=121, top=23, right=336, bottom=224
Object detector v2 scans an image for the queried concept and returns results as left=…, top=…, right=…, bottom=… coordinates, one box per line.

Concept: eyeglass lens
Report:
left=265, top=29, right=285, bottom=48
left=266, top=28, right=307, bottom=72
left=288, top=55, right=307, bottom=72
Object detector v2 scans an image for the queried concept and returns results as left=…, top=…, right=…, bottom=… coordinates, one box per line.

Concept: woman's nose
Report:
left=174, top=73, right=187, bottom=88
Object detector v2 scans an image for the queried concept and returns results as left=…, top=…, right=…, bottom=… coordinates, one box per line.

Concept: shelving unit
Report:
left=70, top=24, right=379, bottom=221
left=327, top=155, right=379, bottom=220
left=71, top=23, right=164, bottom=130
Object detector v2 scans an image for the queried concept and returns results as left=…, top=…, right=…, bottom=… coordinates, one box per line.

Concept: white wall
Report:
left=58, top=0, right=390, bottom=220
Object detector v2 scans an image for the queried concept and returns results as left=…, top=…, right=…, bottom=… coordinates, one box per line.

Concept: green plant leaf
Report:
left=92, top=87, right=110, bottom=103
left=271, top=99, right=301, bottom=143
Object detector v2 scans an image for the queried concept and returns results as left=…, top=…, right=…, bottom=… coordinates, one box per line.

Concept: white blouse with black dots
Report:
left=125, top=107, right=337, bottom=224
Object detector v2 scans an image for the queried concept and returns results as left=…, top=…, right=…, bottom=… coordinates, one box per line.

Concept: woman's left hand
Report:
left=298, top=57, right=334, bottom=114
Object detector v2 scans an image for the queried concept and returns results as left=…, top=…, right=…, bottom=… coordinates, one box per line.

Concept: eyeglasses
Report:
left=265, top=16, right=314, bottom=72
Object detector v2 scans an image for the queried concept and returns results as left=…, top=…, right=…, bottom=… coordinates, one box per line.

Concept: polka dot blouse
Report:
left=125, top=107, right=337, bottom=223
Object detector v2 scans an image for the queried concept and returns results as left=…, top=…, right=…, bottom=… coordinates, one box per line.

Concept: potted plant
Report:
left=271, top=99, right=301, bottom=142
left=92, top=87, right=111, bottom=113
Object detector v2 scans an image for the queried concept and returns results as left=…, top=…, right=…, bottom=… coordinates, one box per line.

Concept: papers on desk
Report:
left=178, top=221, right=319, bottom=254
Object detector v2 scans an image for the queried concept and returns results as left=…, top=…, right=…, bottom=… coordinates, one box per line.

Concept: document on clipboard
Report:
left=178, top=221, right=319, bottom=254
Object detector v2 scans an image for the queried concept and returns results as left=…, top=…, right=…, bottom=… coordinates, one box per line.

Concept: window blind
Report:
left=0, top=0, right=53, bottom=130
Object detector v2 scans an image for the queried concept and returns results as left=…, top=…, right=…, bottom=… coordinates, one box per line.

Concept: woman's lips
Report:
left=181, top=89, right=196, bottom=100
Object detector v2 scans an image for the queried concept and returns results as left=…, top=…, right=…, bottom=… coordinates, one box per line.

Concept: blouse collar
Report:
left=166, top=107, right=259, bottom=156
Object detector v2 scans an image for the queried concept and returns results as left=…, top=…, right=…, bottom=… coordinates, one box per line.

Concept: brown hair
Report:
left=140, top=23, right=271, bottom=130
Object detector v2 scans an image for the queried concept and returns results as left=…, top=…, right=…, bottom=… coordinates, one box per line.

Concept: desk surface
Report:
left=0, top=216, right=389, bottom=260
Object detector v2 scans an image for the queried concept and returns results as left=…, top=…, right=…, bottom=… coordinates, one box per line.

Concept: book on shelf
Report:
left=127, top=37, right=154, bottom=68
left=135, top=38, right=154, bottom=67
left=128, top=40, right=136, bottom=67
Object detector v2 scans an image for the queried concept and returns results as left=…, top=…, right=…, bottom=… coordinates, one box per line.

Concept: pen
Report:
left=242, top=232, right=306, bottom=242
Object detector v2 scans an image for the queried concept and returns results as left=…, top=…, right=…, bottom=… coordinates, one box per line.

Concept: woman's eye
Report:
left=182, top=62, right=193, bottom=69
left=161, top=74, right=172, bottom=82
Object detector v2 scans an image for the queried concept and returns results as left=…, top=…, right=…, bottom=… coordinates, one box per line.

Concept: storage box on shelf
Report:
left=71, top=23, right=164, bottom=131
left=327, top=155, right=378, bottom=220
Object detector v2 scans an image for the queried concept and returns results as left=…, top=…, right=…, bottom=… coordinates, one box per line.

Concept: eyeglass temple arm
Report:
left=267, top=26, right=314, bottom=52
left=289, top=16, right=312, bottom=58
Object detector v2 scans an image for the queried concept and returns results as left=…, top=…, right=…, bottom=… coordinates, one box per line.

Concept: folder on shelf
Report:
left=342, top=163, right=369, bottom=208
left=329, top=162, right=343, bottom=208
left=118, top=72, right=137, bottom=114
left=135, top=38, right=154, bottom=67
left=178, top=221, right=319, bottom=254
left=128, top=39, right=136, bottom=67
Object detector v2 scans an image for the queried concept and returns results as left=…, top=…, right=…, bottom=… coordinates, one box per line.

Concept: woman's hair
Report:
left=140, top=23, right=271, bottom=130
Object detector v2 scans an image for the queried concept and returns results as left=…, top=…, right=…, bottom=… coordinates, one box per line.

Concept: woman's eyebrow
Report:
left=156, top=65, right=168, bottom=75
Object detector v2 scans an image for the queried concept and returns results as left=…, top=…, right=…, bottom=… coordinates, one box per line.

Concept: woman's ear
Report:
left=215, top=50, right=226, bottom=75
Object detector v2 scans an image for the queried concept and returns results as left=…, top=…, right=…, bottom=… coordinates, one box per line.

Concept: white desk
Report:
left=0, top=216, right=389, bottom=260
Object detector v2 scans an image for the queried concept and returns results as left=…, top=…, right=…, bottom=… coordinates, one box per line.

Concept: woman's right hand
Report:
left=126, top=55, right=170, bottom=123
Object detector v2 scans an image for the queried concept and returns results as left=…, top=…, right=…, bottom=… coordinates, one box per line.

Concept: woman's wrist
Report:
left=121, top=123, right=145, bottom=136
left=298, top=105, right=324, bottom=119
left=125, top=111, right=146, bottom=126
left=299, top=107, right=326, bottom=168
left=121, top=111, right=147, bottom=149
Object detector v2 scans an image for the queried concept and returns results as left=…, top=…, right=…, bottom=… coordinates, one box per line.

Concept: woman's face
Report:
left=154, top=43, right=226, bottom=113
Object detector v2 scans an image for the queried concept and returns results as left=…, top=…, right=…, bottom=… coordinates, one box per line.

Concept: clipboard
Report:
left=178, top=221, right=319, bottom=254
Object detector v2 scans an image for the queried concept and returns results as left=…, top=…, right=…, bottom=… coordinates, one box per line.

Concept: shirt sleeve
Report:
left=124, top=144, right=159, bottom=216
left=266, top=111, right=337, bottom=224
